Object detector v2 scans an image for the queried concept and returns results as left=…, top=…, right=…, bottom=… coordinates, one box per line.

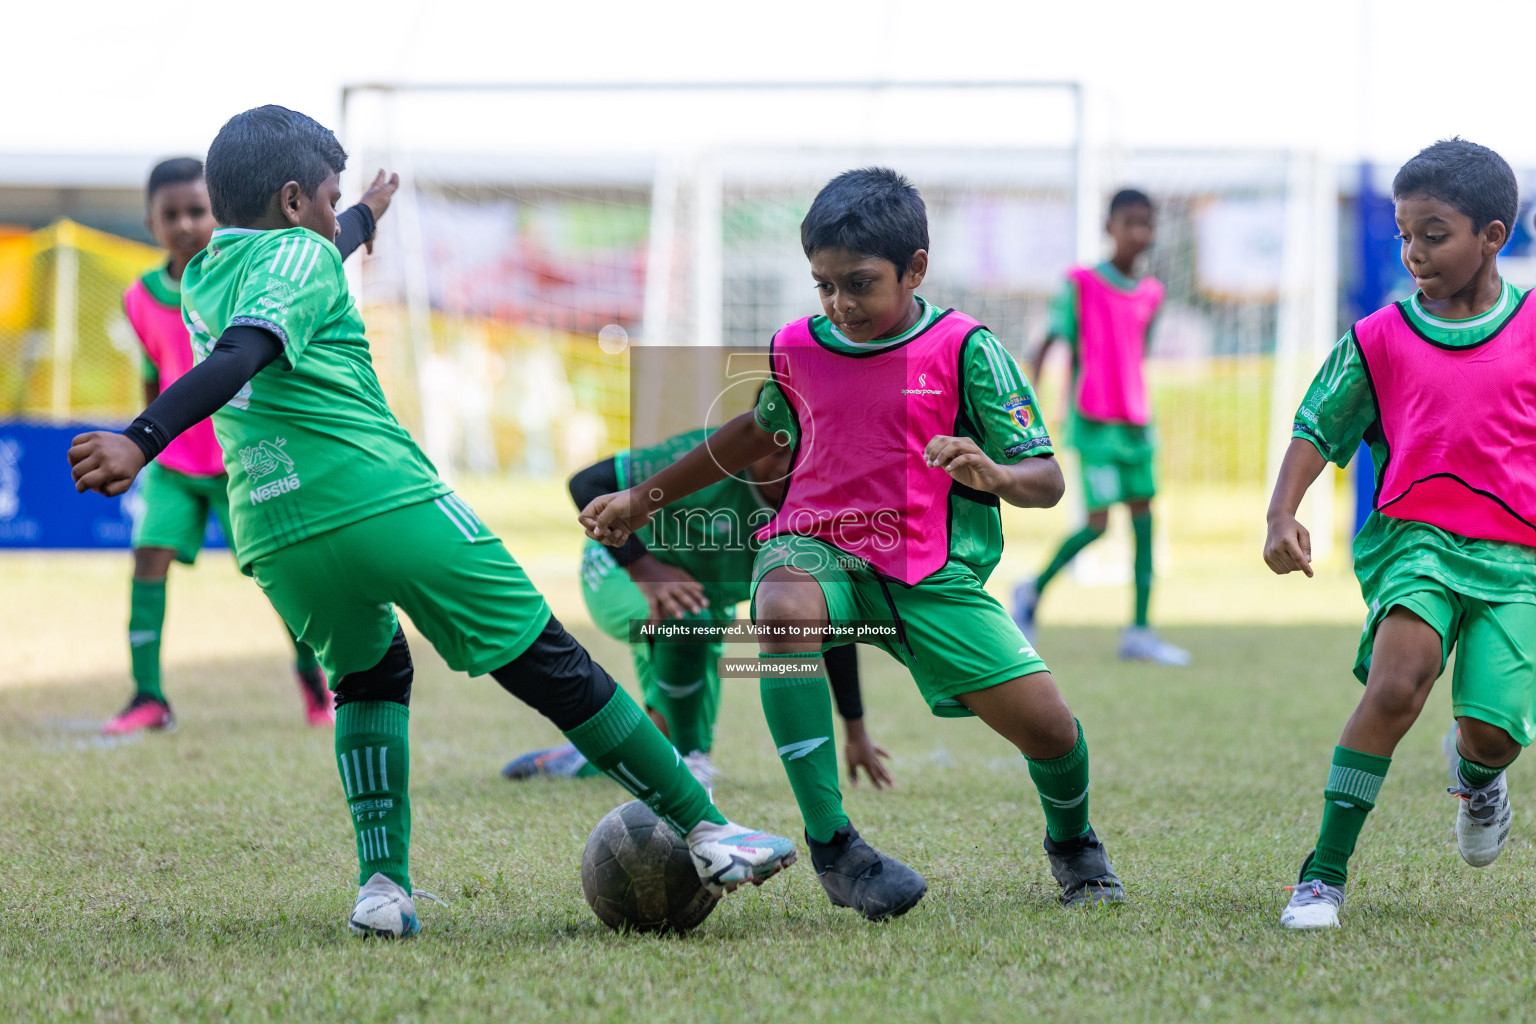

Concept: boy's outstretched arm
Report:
left=69, top=326, right=283, bottom=496
left=1264, top=437, right=1328, bottom=578
left=333, top=170, right=400, bottom=261
left=923, top=435, right=1064, bottom=509
left=582, top=411, right=780, bottom=545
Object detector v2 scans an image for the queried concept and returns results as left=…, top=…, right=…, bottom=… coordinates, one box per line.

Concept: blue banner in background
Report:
left=0, top=422, right=225, bottom=550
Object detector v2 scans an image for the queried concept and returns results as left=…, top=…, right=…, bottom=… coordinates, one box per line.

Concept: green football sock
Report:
left=760, top=654, right=847, bottom=842
left=336, top=701, right=411, bottom=891
left=563, top=686, right=724, bottom=833
left=1036, top=525, right=1105, bottom=592
left=128, top=577, right=167, bottom=702
left=1026, top=719, right=1092, bottom=841
left=1458, top=755, right=1506, bottom=788
left=649, top=642, right=718, bottom=755
left=1302, top=745, right=1390, bottom=887
left=1132, top=513, right=1154, bottom=627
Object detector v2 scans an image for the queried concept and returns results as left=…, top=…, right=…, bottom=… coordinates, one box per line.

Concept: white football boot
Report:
left=686, top=820, right=797, bottom=896
left=1117, top=626, right=1191, bottom=666
left=1281, top=878, right=1344, bottom=930
left=1450, top=769, right=1512, bottom=868
left=348, top=873, right=421, bottom=938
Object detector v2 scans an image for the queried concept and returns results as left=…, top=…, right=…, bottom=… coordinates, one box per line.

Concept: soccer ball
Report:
left=580, top=799, right=720, bottom=933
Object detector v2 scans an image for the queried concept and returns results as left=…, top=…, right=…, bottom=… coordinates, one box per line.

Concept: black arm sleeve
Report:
left=824, top=644, right=864, bottom=721
left=122, top=325, right=283, bottom=463
left=333, top=203, right=376, bottom=263
left=568, top=457, right=648, bottom=566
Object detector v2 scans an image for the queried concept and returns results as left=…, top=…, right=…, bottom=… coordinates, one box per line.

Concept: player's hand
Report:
left=626, top=554, right=708, bottom=620
left=1263, top=513, right=1314, bottom=578
left=581, top=488, right=655, bottom=546
left=843, top=717, right=894, bottom=790
left=68, top=431, right=146, bottom=497
left=359, top=170, right=400, bottom=252
left=924, top=434, right=1003, bottom=492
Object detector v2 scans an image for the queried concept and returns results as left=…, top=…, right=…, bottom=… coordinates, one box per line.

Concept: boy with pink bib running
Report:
left=1268, top=139, right=1536, bottom=930
left=1015, top=189, right=1188, bottom=666
left=584, top=168, right=1125, bottom=919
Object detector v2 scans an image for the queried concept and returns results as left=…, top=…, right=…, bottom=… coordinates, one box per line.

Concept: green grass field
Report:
left=4, top=522, right=1531, bottom=1022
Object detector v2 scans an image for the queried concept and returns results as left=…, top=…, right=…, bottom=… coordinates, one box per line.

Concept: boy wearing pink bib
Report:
left=1267, top=139, right=1536, bottom=930
left=584, top=168, right=1125, bottom=919
left=1017, top=189, right=1188, bottom=666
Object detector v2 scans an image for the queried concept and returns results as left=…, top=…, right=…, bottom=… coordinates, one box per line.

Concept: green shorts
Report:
left=1078, top=451, right=1156, bottom=510
left=133, top=463, right=232, bottom=564
left=750, top=534, right=1048, bottom=717
left=581, top=540, right=724, bottom=746
left=251, top=496, right=550, bottom=682
left=1358, top=578, right=1536, bottom=746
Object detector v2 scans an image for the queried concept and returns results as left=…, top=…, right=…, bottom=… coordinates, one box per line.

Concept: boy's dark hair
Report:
left=801, top=167, right=928, bottom=276
left=146, top=158, right=204, bottom=205
left=1392, top=138, right=1518, bottom=240
left=1108, top=188, right=1152, bottom=216
left=205, top=105, right=348, bottom=225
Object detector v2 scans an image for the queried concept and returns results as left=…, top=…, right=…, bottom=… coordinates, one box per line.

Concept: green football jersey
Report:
left=1293, top=279, right=1536, bottom=606
left=1047, top=263, right=1156, bottom=463
left=753, top=296, right=1053, bottom=577
left=180, top=226, right=448, bottom=568
left=617, top=427, right=770, bottom=607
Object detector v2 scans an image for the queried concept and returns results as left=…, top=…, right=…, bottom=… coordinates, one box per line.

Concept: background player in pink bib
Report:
left=1015, top=190, right=1189, bottom=666
left=104, top=157, right=397, bottom=735
left=1267, top=139, right=1536, bottom=930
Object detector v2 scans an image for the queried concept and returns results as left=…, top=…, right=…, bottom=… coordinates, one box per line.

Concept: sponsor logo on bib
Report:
left=901, top=371, right=944, bottom=396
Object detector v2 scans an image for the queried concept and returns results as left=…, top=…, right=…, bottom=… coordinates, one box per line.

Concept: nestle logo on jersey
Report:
left=901, top=372, right=943, bottom=396
left=250, top=475, right=301, bottom=504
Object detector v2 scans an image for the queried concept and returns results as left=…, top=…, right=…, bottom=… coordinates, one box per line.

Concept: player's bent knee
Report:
left=133, top=546, right=176, bottom=579
left=334, top=627, right=414, bottom=707
left=489, top=615, right=616, bottom=731
left=753, top=574, right=827, bottom=626
left=1457, top=717, right=1522, bottom=766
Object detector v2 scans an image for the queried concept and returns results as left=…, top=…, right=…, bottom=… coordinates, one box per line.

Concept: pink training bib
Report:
left=1069, top=265, right=1163, bottom=426
left=1355, top=295, right=1536, bottom=547
left=123, top=277, right=226, bottom=478
left=757, top=310, right=984, bottom=585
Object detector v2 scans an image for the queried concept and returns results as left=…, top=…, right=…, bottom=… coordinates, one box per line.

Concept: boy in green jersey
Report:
left=69, top=105, right=797, bottom=938
left=1015, top=189, right=1189, bottom=666
left=106, top=157, right=395, bottom=736
left=505, top=428, right=893, bottom=791
left=1268, top=140, right=1536, bottom=930
left=583, top=168, right=1124, bottom=921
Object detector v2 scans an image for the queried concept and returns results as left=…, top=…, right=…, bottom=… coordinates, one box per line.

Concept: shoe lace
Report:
left=1284, top=879, right=1341, bottom=907
left=1448, top=778, right=1504, bottom=815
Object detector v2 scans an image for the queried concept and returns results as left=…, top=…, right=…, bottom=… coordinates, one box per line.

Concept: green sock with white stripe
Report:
left=562, top=686, right=725, bottom=833
left=1027, top=719, right=1091, bottom=841
left=760, top=654, right=847, bottom=843
left=1302, top=745, right=1391, bottom=887
left=335, top=701, right=411, bottom=891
